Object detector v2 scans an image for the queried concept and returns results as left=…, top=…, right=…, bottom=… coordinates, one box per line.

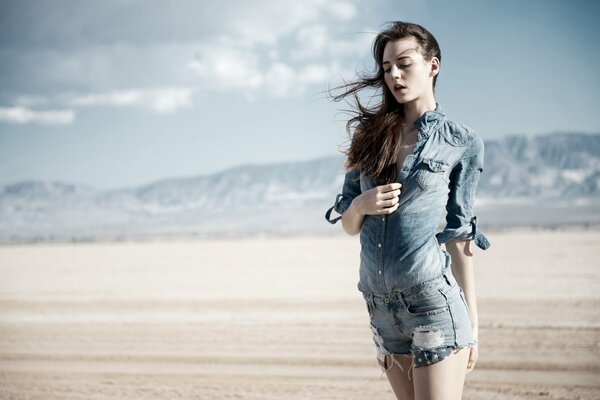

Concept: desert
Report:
left=0, top=228, right=598, bottom=399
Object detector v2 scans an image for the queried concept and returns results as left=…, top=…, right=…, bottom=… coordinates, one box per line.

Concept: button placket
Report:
left=377, top=212, right=386, bottom=286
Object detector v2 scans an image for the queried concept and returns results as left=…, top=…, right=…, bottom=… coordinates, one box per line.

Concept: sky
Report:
left=0, top=0, right=598, bottom=190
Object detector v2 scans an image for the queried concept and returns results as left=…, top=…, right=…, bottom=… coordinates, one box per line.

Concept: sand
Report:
left=0, top=229, right=599, bottom=399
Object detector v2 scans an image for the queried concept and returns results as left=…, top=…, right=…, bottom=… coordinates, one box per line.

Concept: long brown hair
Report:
left=330, top=21, right=442, bottom=186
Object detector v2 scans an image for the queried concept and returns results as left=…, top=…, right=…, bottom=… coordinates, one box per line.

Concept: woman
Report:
left=324, top=21, right=491, bottom=399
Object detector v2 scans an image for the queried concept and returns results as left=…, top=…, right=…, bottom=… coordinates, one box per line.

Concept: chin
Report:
left=393, top=93, right=413, bottom=105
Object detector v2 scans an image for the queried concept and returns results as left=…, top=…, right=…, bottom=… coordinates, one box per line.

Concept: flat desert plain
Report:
left=0, top=228, right=599, bottom=399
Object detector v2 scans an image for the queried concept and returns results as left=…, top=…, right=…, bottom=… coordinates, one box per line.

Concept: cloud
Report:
left=298, top=64, right=331, bottom=84
left=6, top=87, right=194, bottom=124
left=187, top=18, right=374, bottom=99
left=327, top=2, right=357, bottom=20
left=294, top=24, right=329, bottom=60
left=66, top=87, right=194, bottom=114
left=264, top=63, right=296, bottom=98
left=187, top=41, right=264, bottom=91
left=2, top=0, right=371, bottom=106
left=0, top=106, right=74, bottom=125
left=227, top=0, right=331, bottom=48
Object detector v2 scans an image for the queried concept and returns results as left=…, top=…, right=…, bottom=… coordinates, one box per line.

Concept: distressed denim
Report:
left=325, top=102, right=491, bottom=294
left=362, top=252, right=476, bottom=378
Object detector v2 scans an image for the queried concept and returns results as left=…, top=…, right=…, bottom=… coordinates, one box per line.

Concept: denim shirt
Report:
left=324, top=102, right=491, bottom=295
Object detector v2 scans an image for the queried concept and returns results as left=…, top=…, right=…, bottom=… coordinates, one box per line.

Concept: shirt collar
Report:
left=412, top=102, right=445, bottom=136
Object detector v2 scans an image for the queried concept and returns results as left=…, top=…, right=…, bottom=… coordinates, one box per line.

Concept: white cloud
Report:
left=11, top=87, right=194, bottom=117
left=188, top=41, right=264, bottom=91
left=0, top=106, right=74, bottom=125
left=12, top=95, right=51, bottom=107
left=15, top=42, right=203, bottom=95
left=187, top=19, right=374, bottom=99
left=227, top=0, right=327, bottom=48
left=6, top=0, right=373, bottom=105
left=176, top=1, right=371, bottom=98
left=298, top=64, right=330, bottom=84
left=65, top=87, right=193, bottom=114
left=264, top=63, right=297, bottom=98
left=150, top=88, right=193, bottom=113
left=293, top=24, right=329, bottom=60
left=327, top=2, right=357, bottom=21
left=70, top=91, right=140, bottom=107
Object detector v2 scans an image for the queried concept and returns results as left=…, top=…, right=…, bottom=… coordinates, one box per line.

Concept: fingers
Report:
left=368, top=182, right=402, bottom=215
left=380, top=184, right=401, bottom=200
left=381, top=190, right=400, bottom=204
left=382, top=201, right=400, bottom=214
left=466, top=361, right=474, bottom=372
left=383, top=183, right=401, bottom=196
left=386, top=182, right=402, bottom=191
left=466, top=345, right=478, bottom=373
left=375, top=183, right=401, bottom=214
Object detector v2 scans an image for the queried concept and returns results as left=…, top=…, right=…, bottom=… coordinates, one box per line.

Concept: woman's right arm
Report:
left=325, top=169, right=401, bottom=234
left=341, top=195, right=366, bottom=236
left=341, top=183, right=402, bottom=236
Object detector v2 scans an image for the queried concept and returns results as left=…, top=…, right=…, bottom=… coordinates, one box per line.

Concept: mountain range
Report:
left=1, top=131, right=599, bottom=243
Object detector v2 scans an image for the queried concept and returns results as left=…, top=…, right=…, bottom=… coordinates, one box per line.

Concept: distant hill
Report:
left=1, top=131, right=599, bottom=243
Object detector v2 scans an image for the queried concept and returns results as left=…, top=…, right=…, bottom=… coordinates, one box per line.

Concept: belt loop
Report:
left=369, top=292, right=376, bottom=309
left=398, top=291, right=408, bottom=309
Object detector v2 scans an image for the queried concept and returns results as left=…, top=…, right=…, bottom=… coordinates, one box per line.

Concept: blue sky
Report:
left=0, top=0, right=598, bottom=189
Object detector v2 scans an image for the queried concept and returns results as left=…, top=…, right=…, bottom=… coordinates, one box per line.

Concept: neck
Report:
left=402, top=95, right=437, bottom=128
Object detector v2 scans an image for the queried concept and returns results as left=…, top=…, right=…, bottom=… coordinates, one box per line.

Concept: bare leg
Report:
left=384, top=353, right=415, bottom=400
left=412, top=346, right=470, bottom=400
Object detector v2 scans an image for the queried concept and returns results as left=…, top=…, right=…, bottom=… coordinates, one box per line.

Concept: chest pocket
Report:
left=415, top=158, right=450, bottom=191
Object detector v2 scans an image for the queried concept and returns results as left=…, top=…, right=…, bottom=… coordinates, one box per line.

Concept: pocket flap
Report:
left=423, top=158, right=449, bottom=173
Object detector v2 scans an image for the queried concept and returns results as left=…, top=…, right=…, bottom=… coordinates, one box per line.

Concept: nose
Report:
left=389, top=65, right=401, bottom=82
left=389, top=64, right=402, bottom=79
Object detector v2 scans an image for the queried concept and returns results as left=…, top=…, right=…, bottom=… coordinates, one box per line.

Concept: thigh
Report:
left=412, top=346, right=470, bottom=400
left=385, top=354, right=415, bottom=400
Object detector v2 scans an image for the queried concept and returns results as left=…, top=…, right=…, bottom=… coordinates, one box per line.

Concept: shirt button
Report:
left=378, top=270, right=382, bottom=275
left=382, top=217, right=385, bottom=221
left=377, top=243, right=382, bottom=248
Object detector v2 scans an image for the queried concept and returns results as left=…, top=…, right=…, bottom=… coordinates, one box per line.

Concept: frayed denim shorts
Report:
left=360, top=266, right=476, bottom=380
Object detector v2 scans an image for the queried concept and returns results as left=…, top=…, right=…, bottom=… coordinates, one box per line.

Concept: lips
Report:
left=394, top=84, right=406, bottom=92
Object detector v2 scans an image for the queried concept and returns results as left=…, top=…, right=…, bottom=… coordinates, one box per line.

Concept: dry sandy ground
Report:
left=0, top=229, right=599, bottom=399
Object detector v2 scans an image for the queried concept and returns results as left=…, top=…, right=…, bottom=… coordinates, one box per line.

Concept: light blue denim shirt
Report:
left=325, top=102, right=491, bottom=294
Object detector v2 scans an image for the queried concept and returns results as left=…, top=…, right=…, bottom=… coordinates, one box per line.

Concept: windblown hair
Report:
left=331, top=21, right=441, bottom=186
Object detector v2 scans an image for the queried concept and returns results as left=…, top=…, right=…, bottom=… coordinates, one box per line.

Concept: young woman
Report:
left=324, top=21, right=491, bottom=399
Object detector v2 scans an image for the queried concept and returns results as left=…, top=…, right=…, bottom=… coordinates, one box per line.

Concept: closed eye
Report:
left=383, top=64, right=411, bottom=74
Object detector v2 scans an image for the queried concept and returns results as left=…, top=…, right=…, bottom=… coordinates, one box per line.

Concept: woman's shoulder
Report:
left=437, top=116, right=479, bottom=148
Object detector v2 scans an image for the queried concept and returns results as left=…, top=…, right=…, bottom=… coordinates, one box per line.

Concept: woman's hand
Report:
left=466, top=342, right=478, bottom=373
left=355, top=182, right=402, bottom=216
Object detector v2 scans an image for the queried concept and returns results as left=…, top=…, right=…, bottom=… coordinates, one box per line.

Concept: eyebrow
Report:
left=382, top=48, right=418, bottom=65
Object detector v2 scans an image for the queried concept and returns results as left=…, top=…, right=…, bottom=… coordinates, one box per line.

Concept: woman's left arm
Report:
left=436, top=133, right=488, bottom=337
left=436, top=131, right=491, bottom=372
left=445, top=239, right=478, bottom=341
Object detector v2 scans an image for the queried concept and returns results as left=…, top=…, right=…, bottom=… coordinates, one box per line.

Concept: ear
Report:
left=429, top=57, right=440, bottom=78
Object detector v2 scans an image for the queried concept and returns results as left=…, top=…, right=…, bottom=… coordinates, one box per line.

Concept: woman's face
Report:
left=382, top=36, right=438, bottom=105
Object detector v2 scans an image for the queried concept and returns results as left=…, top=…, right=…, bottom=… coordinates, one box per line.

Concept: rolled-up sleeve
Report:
left=324, top=168, right=362, bottom=224
left=436, top=135, right=491, bottom=250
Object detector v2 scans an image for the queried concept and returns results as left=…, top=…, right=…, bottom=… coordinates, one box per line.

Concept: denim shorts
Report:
left=360, top=267, right=476, bottom=380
